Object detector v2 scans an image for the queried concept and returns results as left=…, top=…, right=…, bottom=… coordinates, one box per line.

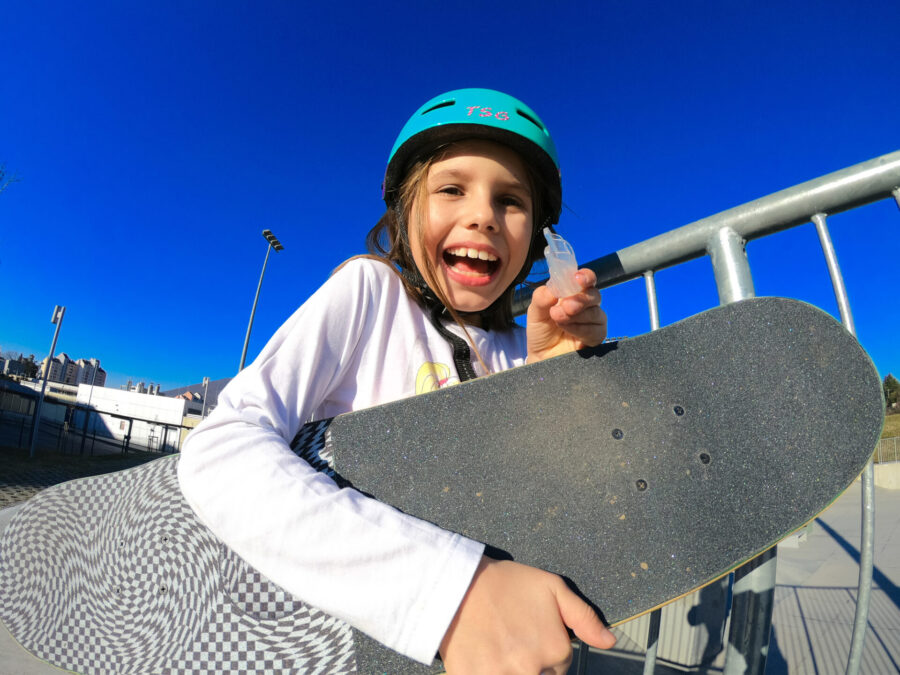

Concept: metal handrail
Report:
left=513, top=149, right=900, bottom=674
left=514, top=150, right=900, bottom=312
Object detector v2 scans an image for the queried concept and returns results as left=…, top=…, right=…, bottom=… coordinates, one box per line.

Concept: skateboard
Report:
left=0, top=297, right=884, bottom=674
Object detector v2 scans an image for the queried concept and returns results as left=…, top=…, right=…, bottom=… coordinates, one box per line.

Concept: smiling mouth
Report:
left=443, top=246, right=500, bottom=277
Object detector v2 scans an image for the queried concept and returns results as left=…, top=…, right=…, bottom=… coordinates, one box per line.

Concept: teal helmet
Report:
left=382, top=88, right=562, bottom=226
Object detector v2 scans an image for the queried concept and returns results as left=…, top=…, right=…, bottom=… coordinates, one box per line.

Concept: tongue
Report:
left=449, top=255, right=492, bottom=275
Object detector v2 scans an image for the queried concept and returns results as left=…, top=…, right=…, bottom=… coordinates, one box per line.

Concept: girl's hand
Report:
left=439, top=557, right=616, bottom=674
left=526, top=269, right=606, bottom=363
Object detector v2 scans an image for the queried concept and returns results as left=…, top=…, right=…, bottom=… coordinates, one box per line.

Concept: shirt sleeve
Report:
left=177, top=260, right=484, bottom=664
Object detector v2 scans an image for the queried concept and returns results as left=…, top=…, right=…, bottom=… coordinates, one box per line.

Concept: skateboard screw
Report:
left=673, top=406, right=685, bottom=416
left=636, top=479, right=648, bottom=491
left=159, top=584, right=168, bottom=594
left=612, top=428, right=624, bottom=440
left=699, top=453, right=711, bottom=464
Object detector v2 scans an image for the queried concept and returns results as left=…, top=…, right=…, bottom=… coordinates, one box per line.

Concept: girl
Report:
left=178, top=88, right=615, bottom=674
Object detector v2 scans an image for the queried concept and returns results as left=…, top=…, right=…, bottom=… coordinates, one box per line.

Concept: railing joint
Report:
left=706, top=227, right=755, bottom=305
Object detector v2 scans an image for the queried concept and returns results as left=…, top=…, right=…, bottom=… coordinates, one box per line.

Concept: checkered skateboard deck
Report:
left=0, top=297, right=884, bottom=674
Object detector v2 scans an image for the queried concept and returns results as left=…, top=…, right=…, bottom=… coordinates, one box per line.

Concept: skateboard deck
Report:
left=0, top=297, right=884, bottom=674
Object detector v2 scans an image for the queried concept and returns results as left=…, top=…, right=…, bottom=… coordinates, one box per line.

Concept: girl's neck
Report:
left=455, top=311, right=484, bottom=329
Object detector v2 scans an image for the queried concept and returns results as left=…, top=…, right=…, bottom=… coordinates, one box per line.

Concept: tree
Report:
left=22, top=354, right=39, bottom=379
left=0, top=164, right=20, bottom=195
left=884, top=374, right=900, bottom=409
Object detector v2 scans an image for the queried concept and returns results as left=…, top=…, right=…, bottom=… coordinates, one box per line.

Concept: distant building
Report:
left=16, top=379, right=80, bottom=403
left=76, top=384, right=188, bottom=453
left=3, top=354, right=39, bottom=380
left=40, top=353, right=71, bottom=383
left=2, top=357, right=25, bottom=377
left=40, top=354, right=106, bottom=387
left=164, top=377, right=232, bottom=416
left=124, top=380, right=161, bottom=395
left=75, top=358, right=107, bottom=387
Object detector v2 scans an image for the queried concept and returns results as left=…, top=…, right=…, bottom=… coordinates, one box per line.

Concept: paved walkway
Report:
left=766, top=479, right=900, bottom=674
left=0, top=446, right=161, bottom=508
left=1, top=451, right=898, bottom=674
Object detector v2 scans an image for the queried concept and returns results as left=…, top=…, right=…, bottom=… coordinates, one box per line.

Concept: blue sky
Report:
left=1, top=1, right=898, bottom=391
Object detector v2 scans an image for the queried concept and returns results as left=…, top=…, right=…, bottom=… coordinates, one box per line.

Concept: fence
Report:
left=514, top=149, right=900, bottom=675
left=0, top=398, right=188, bottom=457
left=875, top=436, right=900, bottom=464
left=0, top=389, right=35, bottom=417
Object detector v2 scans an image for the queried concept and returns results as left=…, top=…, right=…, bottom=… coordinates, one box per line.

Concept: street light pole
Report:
left=79, top=360, right=100, bottom=456
left=30, top=304, right=65, bottom=458
left=239, top=229, right=284, bottom=372
left=201, top=376, right=210, bottom=417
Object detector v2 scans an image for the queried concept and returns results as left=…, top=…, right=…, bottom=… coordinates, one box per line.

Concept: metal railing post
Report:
left=642, top=610, right=662, bottom=675
left=811, top=212, right=874, bottom=675
left=705, top=229, right=776, bottom=675
left=811, top=214, right=856, bottom=333
left=642, top=269, right=663, bottom=675
left=644, top=271, right=661, bottom=331
left=725, top=549, right=778, bottom=674
left=707, top=228, right=756, bottom=304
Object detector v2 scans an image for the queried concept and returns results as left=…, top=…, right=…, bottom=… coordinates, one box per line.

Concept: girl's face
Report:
left=409, top=139, right=534, bottom=314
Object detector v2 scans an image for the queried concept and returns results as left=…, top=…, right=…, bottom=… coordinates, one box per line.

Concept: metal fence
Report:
left=0, top=400, right=187, bottom=457
left=875, top=436, right=900, bottom=464
left=514, top=149, right=900, bottom=675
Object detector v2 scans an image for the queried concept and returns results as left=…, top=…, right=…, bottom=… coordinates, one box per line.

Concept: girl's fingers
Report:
left=549, top=306, right=607, bottom=342
left=574, top=268, right=597, bottom=290
left=557, top=324, right=607, bottom=348
left=556, top=584, right=617, bottom=650
left=530, top=283, right=560, bottom=314
left=549, top=302, right=605, bottom=326
left=526, top=269, right=605, bottom=359
left=556, top=288, right=602, bottom=314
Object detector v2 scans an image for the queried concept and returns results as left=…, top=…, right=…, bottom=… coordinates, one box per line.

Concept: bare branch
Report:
left=0, top=164, right=21, bottom=195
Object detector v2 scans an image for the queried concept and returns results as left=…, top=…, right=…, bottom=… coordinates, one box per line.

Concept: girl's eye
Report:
left=437, top=185, right=462, bottom=195
left=500, top=195, right=526, bottom=209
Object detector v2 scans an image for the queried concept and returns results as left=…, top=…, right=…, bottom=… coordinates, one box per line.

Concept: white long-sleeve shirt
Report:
left=177, top=258, right=527, bottom=664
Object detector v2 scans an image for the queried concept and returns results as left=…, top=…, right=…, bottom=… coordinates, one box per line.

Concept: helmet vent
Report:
left=421, top=99, right=456, bottom=115
left=516, top=108, right=545, bottom=133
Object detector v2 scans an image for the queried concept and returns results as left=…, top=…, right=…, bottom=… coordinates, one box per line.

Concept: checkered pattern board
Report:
left=290, top=418, right=336, bottom=478
left=0, top=449, right=358, bottom=674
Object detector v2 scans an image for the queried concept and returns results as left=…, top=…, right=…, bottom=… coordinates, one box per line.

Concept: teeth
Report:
left=447, top=247, right=498, bottom=262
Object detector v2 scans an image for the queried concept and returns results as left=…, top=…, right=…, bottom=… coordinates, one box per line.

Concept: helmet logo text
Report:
left=465, top=106, right=510, bottom=121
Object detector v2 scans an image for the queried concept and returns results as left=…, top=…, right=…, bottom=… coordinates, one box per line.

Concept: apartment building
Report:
left=40, top=354, right=107, bottom=387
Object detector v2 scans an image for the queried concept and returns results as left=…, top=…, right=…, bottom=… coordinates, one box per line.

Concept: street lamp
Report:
left=78, top=359, right=101, bottom=456
left=239, top=229, right=284, bottom=371
left=30, top=305, right=65, bottom=458
left=201, top=376, right=210, bottom=417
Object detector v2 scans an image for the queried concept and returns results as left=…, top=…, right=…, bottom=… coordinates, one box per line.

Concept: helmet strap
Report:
left=394, top=203, right=478, bottom=382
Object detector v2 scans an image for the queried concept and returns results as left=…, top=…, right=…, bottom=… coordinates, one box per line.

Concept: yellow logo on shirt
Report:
left=416, top=362, right=459, bottom=394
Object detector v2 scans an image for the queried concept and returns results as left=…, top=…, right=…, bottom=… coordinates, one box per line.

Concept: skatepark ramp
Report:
left=515, top=149, right=900, bottom=675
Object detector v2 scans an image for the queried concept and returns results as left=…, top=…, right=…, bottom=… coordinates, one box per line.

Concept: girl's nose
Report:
left=465, top=193, right=498, bottom=232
